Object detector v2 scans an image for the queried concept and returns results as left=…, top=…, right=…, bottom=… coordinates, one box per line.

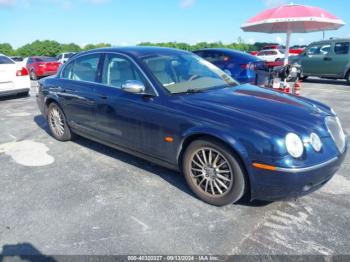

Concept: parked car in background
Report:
left=26, top=56, right=61, bottom=80
left=0, top=54, right=30, bottom=97
left=10, top=56, right=24, bottom=63
left=290, top=38, right=350, bottom=84
left=261, top=44, right=285, bottom=51
left=37, top=47, right=347, bottom=206
left=290, top=45, right=307, bottom=56
left=250, top=44, right=303, bottom=56
left=257, top=49, right=285, bottom=62
left=194, top=48, right=267, bottom=85
left=56, top=52, right=76, bottom=64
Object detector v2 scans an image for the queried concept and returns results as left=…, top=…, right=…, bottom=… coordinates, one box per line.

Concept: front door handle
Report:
left=324, top=57, right=332, bottom=61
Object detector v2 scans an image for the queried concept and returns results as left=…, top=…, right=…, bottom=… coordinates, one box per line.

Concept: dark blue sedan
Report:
left=193, top=48, right=266, bottom=85
left=36, top=47, right=348, bottom=206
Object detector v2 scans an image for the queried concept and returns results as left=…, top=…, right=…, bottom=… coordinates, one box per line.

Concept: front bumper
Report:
left=250, top=146, right=348, bottom=201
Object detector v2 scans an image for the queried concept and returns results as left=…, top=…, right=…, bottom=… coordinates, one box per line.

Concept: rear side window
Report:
left=61, top=54, right=100, bottom=82
left=0, top=56, right=14, bottom=64
left=334, top=42, right=350, bottom=55
left=61, top=61, right=74, bottom=79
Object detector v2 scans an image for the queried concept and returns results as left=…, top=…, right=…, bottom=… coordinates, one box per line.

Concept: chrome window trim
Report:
left=59, top=50, right=159, bottom=97
left=275, top=157, right=338, bottom=173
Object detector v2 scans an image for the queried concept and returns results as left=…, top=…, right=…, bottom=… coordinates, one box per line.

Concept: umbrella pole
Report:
left=284, top=31, right=291, bottom=65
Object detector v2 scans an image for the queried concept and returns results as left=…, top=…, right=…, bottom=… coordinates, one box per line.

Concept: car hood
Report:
left=176, top=84, right=332, bottom=137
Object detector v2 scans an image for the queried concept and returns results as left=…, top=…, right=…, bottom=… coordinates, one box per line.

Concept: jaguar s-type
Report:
left=36, top=47, right=348, bottom=206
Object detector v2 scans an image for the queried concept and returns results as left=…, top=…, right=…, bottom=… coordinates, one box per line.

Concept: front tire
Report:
left=346, top=71, right=350, bottom=85
left=182, top=139, right=246, bottom=206
left=47, top=103, right=73, bottom=141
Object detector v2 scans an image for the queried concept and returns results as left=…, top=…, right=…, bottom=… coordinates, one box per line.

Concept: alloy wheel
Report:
left=189, top=147, right=233, bottom=197
left=49, top=106, right=65, bottom=137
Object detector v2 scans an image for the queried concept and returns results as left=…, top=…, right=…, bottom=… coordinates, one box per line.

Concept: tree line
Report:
left=0, top=39, right=278, bottom=57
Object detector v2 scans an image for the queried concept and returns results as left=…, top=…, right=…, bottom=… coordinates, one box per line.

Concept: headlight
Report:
left=310, top=132, right=322, bottom=152
left=285, top=133, right=304, bottom=158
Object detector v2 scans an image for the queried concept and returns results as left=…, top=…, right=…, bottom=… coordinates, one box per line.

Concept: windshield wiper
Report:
left=174, top=88, right=204, bottom=94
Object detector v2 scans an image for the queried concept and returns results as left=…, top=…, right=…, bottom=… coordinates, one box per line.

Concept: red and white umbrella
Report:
left=241, top=4, right=345, bottom=64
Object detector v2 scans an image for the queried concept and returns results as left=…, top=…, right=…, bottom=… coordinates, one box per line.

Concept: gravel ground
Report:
left=0, top=79, right=349, bottom=257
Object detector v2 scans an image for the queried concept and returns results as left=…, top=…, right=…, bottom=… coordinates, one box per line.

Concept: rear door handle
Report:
left=56, top=86, right=66, bottom=93
left=98, top=95, right=108, bottom=100
left=324, top=57, right=332, bottom=61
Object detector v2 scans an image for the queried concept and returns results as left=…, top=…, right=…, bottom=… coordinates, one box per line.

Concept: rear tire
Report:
left=30, top=70, right=37, bottom=81
left=47, top=102, right=73, bottom=141
left=182, top=139, right=246, bottom=206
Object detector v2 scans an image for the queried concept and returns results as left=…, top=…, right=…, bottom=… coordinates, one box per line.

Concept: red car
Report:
left=26, top=56, right=61, bottom=80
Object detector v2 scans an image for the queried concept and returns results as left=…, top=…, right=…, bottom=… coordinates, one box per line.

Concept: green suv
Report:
left=291, top=38, right=350, bottom=84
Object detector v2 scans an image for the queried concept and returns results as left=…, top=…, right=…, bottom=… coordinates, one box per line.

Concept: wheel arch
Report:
left=43, top=95, right=59, bottom=117
left=177, top=130, right=253, bottom=198
left=345, top=67, right=350, bottom=79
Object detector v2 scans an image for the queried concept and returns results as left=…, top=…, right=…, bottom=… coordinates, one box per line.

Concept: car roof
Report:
left=81, top=46, right=190, bottom=59
left=310, top=38, right=350, bottom=45
left=194, top=48, right=261, bottom=61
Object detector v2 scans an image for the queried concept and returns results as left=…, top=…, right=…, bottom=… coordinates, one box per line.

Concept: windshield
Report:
left=142, top=53, right=238, bottom=94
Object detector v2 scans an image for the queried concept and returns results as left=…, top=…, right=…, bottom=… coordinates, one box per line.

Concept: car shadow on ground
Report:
left=0, top=92, right=31, bottom=102
left=304, top=78, right=348, bottom=86
left=0, top=243, right=56, bottom=261
left=33, top=114, right=272, bottom=208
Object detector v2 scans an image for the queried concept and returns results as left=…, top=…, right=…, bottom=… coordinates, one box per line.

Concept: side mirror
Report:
left=121, top=80, right=146, bottom=94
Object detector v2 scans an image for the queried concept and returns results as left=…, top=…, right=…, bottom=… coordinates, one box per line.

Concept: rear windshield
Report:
left=35, top=57, right=57, bottom=62
left=0, top=56, right=15, bottom=64
left=11, top=57, right=24, bottom=62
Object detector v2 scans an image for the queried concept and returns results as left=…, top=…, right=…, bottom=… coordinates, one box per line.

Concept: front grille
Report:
left=325, top=116, right=346, bottom=153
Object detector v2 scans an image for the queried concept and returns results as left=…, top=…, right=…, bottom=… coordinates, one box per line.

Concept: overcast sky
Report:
left=0, top=0, right=349, bottom=48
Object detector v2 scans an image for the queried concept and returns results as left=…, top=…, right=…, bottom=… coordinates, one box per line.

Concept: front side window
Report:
left=334, top=42, right=350, bottom=55
left=62, top=54, right=100, bottom=82
left=142, top=53, right=237, bottom=94
left=101, top=54, right=146, bottom=89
